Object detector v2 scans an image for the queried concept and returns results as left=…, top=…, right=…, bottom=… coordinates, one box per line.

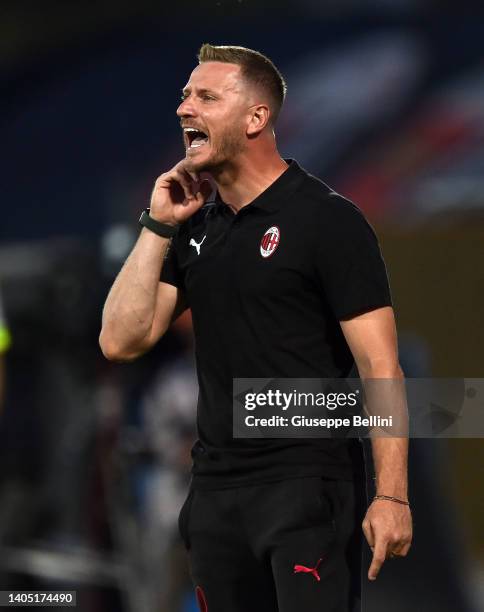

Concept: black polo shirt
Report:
left=161, top=160, right=392, bottom=488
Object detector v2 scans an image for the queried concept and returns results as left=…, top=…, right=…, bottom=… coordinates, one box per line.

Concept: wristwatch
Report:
left=138, top=209, right=178, bottom=238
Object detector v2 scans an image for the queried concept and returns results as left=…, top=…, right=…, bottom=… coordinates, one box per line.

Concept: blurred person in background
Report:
left=100, top=43, right=411, bottom=612
left=0, top=285, right=13, bottom=549
left=139, top=311, right=197, bottom=611
left=0, top=288, right=11, bottom=413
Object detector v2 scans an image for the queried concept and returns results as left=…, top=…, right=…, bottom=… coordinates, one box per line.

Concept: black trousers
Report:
left=178, top=476, right=367, bottom=612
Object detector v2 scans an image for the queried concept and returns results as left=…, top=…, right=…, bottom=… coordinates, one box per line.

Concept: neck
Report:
left=211, top=145, right=288, bottom=212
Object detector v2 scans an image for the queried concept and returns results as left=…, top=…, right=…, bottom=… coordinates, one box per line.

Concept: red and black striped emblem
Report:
left=260, top=226, right=280, bottom=258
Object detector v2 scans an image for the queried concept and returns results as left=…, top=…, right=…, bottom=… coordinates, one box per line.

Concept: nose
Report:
left=176, top=97, right=196, bottom=118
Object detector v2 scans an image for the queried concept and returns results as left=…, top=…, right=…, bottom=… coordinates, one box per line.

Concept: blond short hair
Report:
left=197, top=43, right=287, bottom=124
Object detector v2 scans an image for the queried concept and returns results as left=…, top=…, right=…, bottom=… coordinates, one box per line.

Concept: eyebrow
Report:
left=181, top=86, right=219, bottom=97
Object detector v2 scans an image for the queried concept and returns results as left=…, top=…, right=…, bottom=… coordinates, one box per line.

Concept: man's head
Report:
left=177, top=43, right=286, bottom=172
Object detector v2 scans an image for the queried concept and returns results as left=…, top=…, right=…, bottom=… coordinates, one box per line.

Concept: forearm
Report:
left=371, top=437, right=408, bottom=500
left=100, top=228, right=170, bottom=358
left=360, top=363, right=409, bottom=501
left=343, top=311, right=413, bottom=576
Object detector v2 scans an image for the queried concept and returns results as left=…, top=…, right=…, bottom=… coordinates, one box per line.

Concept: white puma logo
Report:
left=189, top=235, right=206, bottom=256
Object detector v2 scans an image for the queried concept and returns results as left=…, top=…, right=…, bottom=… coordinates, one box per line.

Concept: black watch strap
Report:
left=139, top=209, right=178, bottom=238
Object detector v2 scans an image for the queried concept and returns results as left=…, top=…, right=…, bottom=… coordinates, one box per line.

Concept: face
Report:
left=177, top=62, right=250, bottom=172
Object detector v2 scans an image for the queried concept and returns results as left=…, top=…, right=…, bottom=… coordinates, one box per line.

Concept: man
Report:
left=100, top=44, right=412, bottom=612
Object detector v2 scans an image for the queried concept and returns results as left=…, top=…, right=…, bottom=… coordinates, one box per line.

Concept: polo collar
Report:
left=211, top=159, right=305, bottom=215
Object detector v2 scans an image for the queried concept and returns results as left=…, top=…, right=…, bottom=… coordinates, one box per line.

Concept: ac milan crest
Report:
left=260, top=226, right=280, bottom=258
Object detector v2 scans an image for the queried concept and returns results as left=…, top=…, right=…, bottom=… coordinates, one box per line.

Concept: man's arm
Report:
left=99, top=161, right=210, bottom=362
left=340, top=306, right=413, bottom=581
left=100, top=230, right=185, bottom=362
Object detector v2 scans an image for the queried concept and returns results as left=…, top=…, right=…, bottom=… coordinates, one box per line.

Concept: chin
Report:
left=185, top=150, right=220, bottom=173
left=184, top=156, right=207, bottom=173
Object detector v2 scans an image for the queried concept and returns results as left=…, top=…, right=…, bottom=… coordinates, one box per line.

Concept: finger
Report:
left=186, top=169, right=199, bottom=182
left=368, top=538, right=388, bottom=581
left=362, top=518, right=374, bottom=550
left=157, top=170, right=193, bottom=202
left=172, top=169, right=196, bottom=201
left=177, top=160, right=199, bottom=183
left=165, top=165, right=197, bottom=198
left=391, top=540, right=411, bottom=557
left=390, top=528, right=413, bottom=555
left=179, top=193, right=206, bottom=217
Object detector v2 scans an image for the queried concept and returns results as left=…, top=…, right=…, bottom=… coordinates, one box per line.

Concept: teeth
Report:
left=184, top=128, right=198, bottom=132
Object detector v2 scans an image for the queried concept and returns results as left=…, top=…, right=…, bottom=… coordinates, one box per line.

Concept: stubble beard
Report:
left=184, top=126, right=245, bottom=174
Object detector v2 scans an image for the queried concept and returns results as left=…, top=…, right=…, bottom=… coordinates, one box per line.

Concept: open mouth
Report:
left=184, top=127, right=209, bottom=149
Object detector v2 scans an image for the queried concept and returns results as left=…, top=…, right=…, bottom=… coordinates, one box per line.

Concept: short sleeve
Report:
left=315, top=194, right=392, bottom=320
left=160, top=236, right=184, bottom=290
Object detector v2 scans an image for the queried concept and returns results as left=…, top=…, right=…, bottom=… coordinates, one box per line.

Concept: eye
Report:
left=201, top=94, right=215, bottom=101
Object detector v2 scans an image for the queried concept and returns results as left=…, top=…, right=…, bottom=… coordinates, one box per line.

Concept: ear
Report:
left=246, top=104, right=270, bottom=136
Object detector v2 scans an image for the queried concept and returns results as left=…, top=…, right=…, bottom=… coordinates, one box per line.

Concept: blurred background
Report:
left=1, top=0, right=483, bottom=610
